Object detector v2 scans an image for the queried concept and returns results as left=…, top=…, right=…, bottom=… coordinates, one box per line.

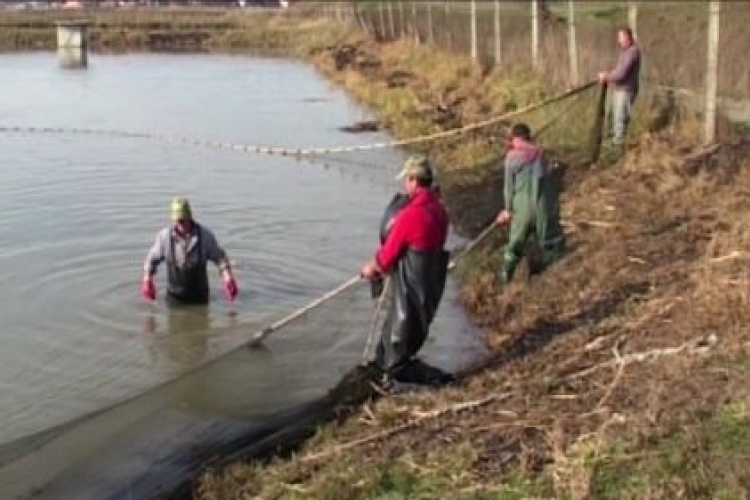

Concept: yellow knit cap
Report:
left=171, top=197, right=192, bottom=222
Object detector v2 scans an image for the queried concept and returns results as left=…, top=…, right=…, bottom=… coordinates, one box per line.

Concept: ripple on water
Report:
left=0, top=54, right=440, bottom=454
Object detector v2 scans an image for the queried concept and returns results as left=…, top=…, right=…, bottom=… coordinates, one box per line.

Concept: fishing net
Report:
left=0, top=77, right=603, bottom=500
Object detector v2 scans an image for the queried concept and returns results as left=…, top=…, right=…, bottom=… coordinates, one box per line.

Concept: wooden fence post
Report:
left=351, top=2, right=361, bottom=32
left=378, top=1, right=386, bottom=40
left=568, top=0, right=579, bottom=85
left=363, top=4, right=375, bottom=36
left=470, top=0, right=478, bottom=60
left=412, top=1, right=419, bottom=44
left=427, top=2, right=434, bottom=45
left=387, top=2, right=396, bottom=40
left=531, top=0, right=540, bottom=71
left=494, top=0, right=502, bottom=65
left=705, top=1, right=721, bottom=144
left=445, top=1, right=452, bottom=51
left=628, top=2, right=639, bottom=40
left=398, top=0, right=405, bottom=39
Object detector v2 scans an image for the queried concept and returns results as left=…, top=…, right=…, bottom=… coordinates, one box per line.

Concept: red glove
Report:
left=224, top=277, right=238, bottom=301
left=141, top=278, right=156, bottom=301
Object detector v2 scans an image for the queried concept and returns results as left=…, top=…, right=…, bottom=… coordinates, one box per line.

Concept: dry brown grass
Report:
left=196, top=33, right=750, bottom=499
left=360, top=2, right=750, bottom=102
left=0, top=7, right=350, bottom=53
left=451, top=135, right=750, bottom=496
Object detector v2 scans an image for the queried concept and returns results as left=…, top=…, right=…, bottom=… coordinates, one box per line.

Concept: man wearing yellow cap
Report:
left=361, top=155, right=451, bottom=386
left=141, top=197, right=238, bottom=305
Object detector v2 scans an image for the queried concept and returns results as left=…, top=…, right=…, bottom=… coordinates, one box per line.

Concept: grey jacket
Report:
left=143, top=223, right=230, bottom=276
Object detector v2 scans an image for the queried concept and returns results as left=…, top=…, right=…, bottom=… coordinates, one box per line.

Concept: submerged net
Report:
left=0, top=81, right=604, bottom=500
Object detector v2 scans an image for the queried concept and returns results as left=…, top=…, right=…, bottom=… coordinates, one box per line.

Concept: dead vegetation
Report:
left=0, top=8, right=349, bottom=53
left=196, top=31, right=750, bottom=500
left=197, top=132, right=750, bottom=500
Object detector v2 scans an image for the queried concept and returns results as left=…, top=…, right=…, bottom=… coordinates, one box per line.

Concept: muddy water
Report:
left=0, top=53, right=486, bottom=499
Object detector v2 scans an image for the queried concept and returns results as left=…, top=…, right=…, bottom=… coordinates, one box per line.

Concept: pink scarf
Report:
left=509, top=137, right=540, bottom=163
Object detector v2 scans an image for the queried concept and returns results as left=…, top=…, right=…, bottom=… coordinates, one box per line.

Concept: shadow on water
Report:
left=0, top=282, right=477, bottom=500
left=0, top=243, right=484, bottom=500
left=0, top=359, right=383, bottom=500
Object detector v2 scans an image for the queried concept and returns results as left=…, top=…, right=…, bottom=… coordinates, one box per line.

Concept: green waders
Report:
left=503, top=168, right=566, bottom=282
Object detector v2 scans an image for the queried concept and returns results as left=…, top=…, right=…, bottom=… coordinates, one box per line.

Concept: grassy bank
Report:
left=0, top=7, right=349, bottom=54
left=194, top=16, right=750, bottom=500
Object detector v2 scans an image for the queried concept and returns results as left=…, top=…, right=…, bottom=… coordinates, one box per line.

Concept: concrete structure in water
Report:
left=55, top=20, right=89, bottom=68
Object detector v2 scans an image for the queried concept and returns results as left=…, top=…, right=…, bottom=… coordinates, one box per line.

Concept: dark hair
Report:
left=618, top=27, right=634, bottom=41
left=415, top=175, right=433, bottom=188
left=511, top=122, right=532, bottom=140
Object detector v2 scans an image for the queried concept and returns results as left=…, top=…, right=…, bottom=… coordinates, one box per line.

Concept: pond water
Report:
left=0, top=52, right=486, bottom=499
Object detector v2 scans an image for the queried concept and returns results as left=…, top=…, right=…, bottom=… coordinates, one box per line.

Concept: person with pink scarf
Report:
left=495, top=123, right=566, bottom=283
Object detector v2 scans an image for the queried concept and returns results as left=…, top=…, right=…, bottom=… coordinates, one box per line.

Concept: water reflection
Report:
left=57, top=48, right=87, bottom=69
left=143, top=303, right=244, bottom=374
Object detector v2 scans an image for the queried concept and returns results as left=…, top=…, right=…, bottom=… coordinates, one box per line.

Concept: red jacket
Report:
left=375, top=188, right=449, bottom=273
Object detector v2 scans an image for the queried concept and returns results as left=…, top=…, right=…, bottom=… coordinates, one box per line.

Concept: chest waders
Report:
left=167, top=225, right=210, bottom=305
left=374, top=194, right=450, bottom=377
left=503, top=166, right=565, bottom=282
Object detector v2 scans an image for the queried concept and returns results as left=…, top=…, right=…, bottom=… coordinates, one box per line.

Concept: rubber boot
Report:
left=499, top=260, right=518, bottom=285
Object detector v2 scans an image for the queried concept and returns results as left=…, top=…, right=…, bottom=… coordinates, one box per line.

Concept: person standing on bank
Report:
left=496, top=123, right=565, bottom=283
left=598, top=27, right=641, bottom=151
left=142, top=197, right=238, bottom=305
left=361, top=156, right=450, bottom=385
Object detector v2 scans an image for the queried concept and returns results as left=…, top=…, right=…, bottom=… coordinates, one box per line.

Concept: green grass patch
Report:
left=586, top=400, right=750, bottom=500
left=200, top=442, right=556, bottom=500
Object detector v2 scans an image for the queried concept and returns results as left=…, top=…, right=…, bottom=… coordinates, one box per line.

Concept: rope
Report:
left=0, top=81, right=596, bottom=158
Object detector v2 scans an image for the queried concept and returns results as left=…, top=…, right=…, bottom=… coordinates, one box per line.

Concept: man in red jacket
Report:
left=361, top=155, right=451, bottom=386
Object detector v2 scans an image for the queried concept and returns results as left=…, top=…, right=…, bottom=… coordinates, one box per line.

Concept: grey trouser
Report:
left=613, top=90, right=636, bottom=146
